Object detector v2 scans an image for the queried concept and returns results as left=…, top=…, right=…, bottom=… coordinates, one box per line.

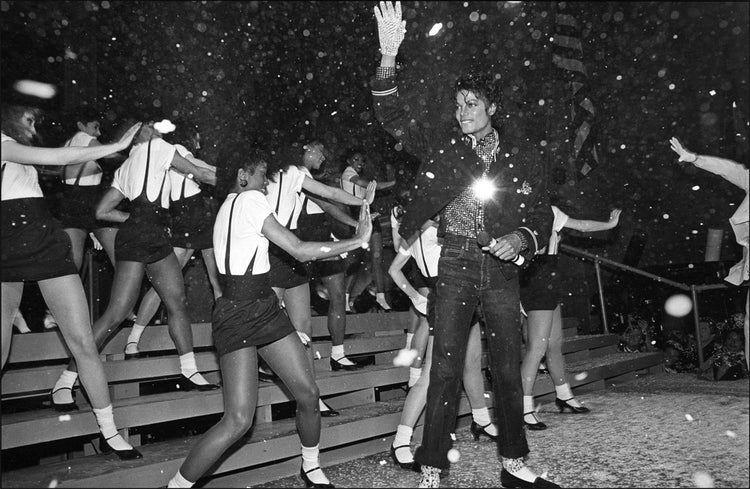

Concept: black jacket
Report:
left=371, top=74, right=552, bottom=265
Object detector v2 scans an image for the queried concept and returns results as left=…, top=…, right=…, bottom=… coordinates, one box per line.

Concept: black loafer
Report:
left=179, top=374, right=220, bottom=391
left=320, top=400, right=340, bottom=417
left=51, top=387, right=79, bottom=412
left=330, top=357, right=360, bottom=371
left=500, top=469, right=560, bottom=489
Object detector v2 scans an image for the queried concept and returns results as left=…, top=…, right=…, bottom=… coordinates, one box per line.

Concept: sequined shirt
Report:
left=442, top=130, right=499, bottom=238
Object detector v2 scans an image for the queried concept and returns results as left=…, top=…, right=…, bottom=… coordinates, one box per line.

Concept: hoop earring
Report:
left=239, top=179, right=248, bottom=188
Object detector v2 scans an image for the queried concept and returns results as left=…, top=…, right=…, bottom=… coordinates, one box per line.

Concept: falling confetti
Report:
left=58, top=415, right=72, bottom=422
left=14, top=79, right=57, bottom=99
left=685, top=414, right=694, bottom=421
left=379, top=460, right=387, bottom=466
left=447, top=448, right=460, bottom=463
left=692, top=471, right=715, bottom=488
left=574, top=372, right=588, bottom=381
left=664, top=294, right=693, bottom=317
left=48, top=479, right=59, bottom=488
left=393, top=348, right=418, bottom=367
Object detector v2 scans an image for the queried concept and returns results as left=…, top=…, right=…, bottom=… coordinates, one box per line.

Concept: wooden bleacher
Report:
left=1, top=310, right=663, bottom=488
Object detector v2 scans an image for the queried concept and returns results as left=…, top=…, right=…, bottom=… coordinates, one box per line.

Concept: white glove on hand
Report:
left=669, top=137, right=698, bottom=163
left=374, top=1, right=406, bottom=56
left=411, top=294, right=428, bottom=316
left=89, top=232, right=103, bottom=251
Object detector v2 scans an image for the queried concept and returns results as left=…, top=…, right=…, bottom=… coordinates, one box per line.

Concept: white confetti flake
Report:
left=48, top=479, right=59, bottom=488
left=685, top=414, right=694, bottom=421
left=574, top=372, right=588, bottom=381
left=58, top=414, right=72, bottom=422
left=665, top=294, right=693, bottom=317
left=447, top=448, right=460, bottom=463
left=450, top=432, right=457, bottom=441
left=393, top=348, right=418, bottom=367
left=693, top=471, right=714, bottom=488
left=379, top=459, right=387, bottom=466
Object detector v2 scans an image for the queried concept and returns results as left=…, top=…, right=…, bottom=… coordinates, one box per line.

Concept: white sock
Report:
left=408, top=367, right=422, bottom=388
left=167, top=471, right=194, bottom=488
left=179, top=352, right=210, bottom=386
left=301, top=444, right=329, bottom=485
left=52, top=370, right=78, bottom=404
left=392, top=425, right=414, bottom=463
left=523, top=395, right=535, bottom=414
left=93, top=404, right=133, bottom=451
left=405, top=332, right=414, bottom=350
left=555, top=382, right=573, bottom=400
left=345, top=293, right=351, bottom=311
left=125, top=324, right=146, bottom=354
left=472, top=407, right=498, bottom=437
left=331, top=345, right=354, bottom=365
left=318, top=398, right=331, bottom=412
left=502, top=457, right=537, bottom=483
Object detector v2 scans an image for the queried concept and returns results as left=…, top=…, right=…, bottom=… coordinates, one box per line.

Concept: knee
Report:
left=296, top=383, right=320, bottom=410
left=222, top=409, right=255, bottom=436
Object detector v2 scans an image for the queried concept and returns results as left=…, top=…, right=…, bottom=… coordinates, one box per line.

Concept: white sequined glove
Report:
left=374, top=1, right=406, bottom=56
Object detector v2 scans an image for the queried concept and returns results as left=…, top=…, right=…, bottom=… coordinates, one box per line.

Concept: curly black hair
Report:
left=454, top=71, right=502, bottom=112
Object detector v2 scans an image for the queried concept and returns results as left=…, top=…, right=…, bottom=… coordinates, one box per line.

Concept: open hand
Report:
left=669, top=137, right=698, bottom=163
left=117, top=122, right=142, bottom=150
left=365, top=180, right=377, bottom=205
left=89, top=232, right=103, bottom=251
left=374, top=1, right=406, bottom=56
left=355, top=201, right=373, bottom=247
left=609, top=208, right=622, bottom=226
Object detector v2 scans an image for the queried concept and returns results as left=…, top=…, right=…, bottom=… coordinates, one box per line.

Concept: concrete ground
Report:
left=254, top=371, right=749, bottom=488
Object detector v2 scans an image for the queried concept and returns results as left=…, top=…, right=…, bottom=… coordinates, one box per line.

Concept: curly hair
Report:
left=215, top=140, right=268, bottom=201
left=454, top=71, right=502, bottom=112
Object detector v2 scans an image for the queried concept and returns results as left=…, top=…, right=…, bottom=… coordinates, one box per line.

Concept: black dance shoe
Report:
left=470, top=421, right=498, bottom=442
left=320, top=400, right=340, bottom=417
left=555, top=397, right=590, bottom=414
left=300, top=466, right=335, bottom=488
left=500, top=469, right=560, bottom=489
left=124, top=342, right=141, bottom=360
left=330, top=357, right=360, bottom=371
left=390, top=444, right=420, bottom=471
left=99, top=434, right=143, bottom=460
left=523, top=412, right=547, bottom=431
left=51, top=387, right=79, bottom=412
left=179, top=373, right=220, bottom=391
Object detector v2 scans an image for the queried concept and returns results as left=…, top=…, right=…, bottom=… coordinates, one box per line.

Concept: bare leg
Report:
left=520, top=310, right=554, bottom=396
left=145, top=253, right=195, bottom=356
left=1, top=282, right=24, bottom=367
left=174, top=346, right=259, bottom=483
left=93, top=226, right=120, bottom=270
left=545, top=305, right=567, bottom=387
left=63, top=228, right=88, bottom=271
left=320, top=272, right=346, bottom=347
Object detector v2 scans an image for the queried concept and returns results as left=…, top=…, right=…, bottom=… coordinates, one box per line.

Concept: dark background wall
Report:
left=2, top=1, right=748, bottom=271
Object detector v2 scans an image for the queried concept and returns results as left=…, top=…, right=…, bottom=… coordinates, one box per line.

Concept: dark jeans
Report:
left=415, top=234, right=529, bottom=469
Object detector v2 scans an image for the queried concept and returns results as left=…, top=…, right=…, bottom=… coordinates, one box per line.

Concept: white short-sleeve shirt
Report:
left=340, top=165, right=366, bottom=198
left=213, top=190, right=273, bottom=275
left=265, top=165, right=306, bottom=230
left=112, top=137, right=176, bottom=209
left=1, top=133, right=43, bottom=200
left=168, top=144, right=211, bottom=201
left=545, top=205, right=570, bottom=255
left=62, top=131, right=101, bottom=185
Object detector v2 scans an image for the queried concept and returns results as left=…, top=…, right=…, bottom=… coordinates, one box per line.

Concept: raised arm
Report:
left=1, top=122, right=140, bottom=167
left=564, top=209, right=622, bottom=233
left=309, top=196, right=358, bottom=228
left=670, top=137, right=749, bottom=192
left=264, top=202, right=373, bottom=262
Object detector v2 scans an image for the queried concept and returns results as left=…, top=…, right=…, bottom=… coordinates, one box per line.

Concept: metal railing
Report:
left=560, top=243, right=731, bottom=367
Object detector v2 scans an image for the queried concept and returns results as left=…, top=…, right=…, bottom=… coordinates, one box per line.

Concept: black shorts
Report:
left=57, top=184, right=116, bottom=231
left=413, top=270, right=438, bottom=290
left=212, top=274, right=296, bottom=357
left=296, top=214, right=348, bottom=279
left=115, top=205, right=173, bottom=264
left=520, top=255, right=562, bottom=312
left=268, top=243, right=310, bottom=289
left=170, top=194, right=216, bottom=250
left=1, top=198, right=78, bottom=282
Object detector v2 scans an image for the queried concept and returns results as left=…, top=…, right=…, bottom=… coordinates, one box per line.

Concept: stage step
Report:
left=0, top=350, right=662, bottom=488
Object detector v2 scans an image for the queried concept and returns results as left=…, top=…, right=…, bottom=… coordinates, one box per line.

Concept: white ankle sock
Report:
left=52, top=370, right=78, bottom=404
left=180, top=352, right=210, bottom=385
left=167, top=471, right=194, bottom=488
left=408, top=367, right=422, bottom=388
left=93, top=404, right=133, bottom=451
left=405, top=332, right=414, bottom=350
left=318, top=398, right=331, bottom=412
left=523, top=395, right=535, bottom=414
left=376, top=292, right=391, bottom=309
left=502, top=457, right=536, bottom=483
left=125, top=324, right=146, bottom=354
left=301, top=444, right=329, bottom=484
left=331, top=345, right=354, bottom=365
left=393, top=425, right=414, bottom=462
left=555, top=382, right=574, bottom=400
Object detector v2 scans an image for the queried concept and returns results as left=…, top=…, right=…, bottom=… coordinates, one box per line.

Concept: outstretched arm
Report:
left=670, top=137, right=749, bottom=192
left=170, top=153, right=217, bottom=186
left=303, top=175, right=369, bottom=206
left=1, top=123, right=140, bottom=167
left=564, top=209, right=622, bottom=233
left=309, top=196, right=358, bottom=228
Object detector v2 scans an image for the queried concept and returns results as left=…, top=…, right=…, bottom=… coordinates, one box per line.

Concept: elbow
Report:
left=95, top=207, right=107, bottom=221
